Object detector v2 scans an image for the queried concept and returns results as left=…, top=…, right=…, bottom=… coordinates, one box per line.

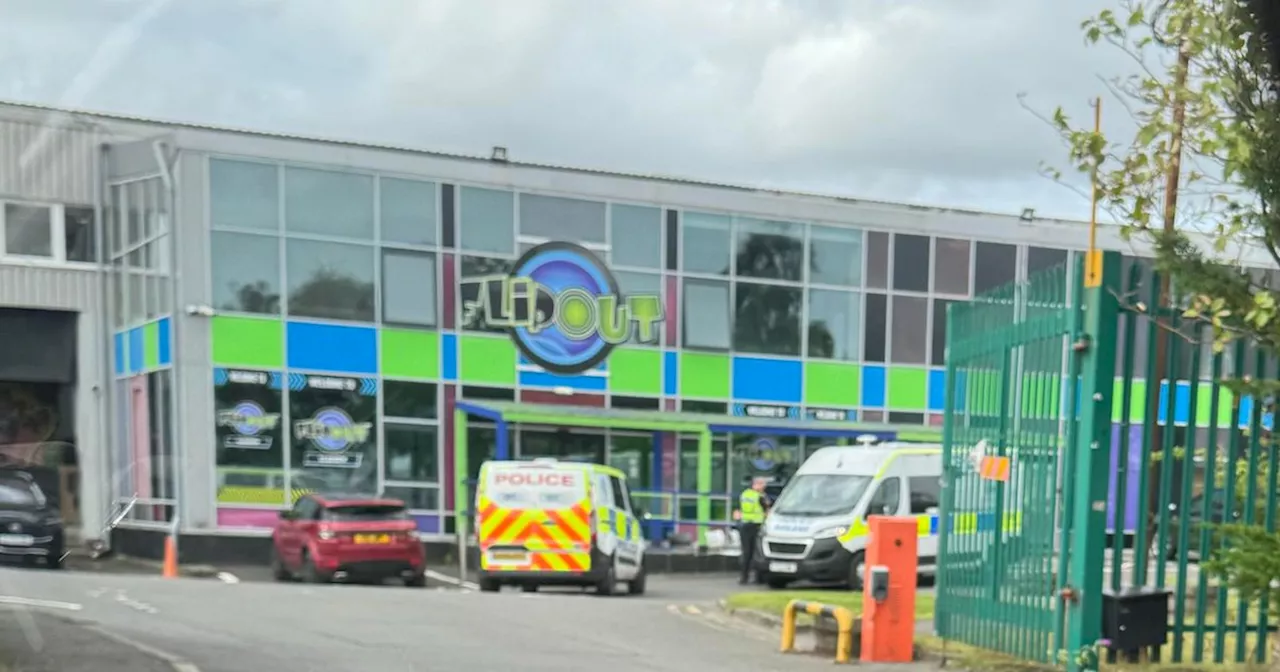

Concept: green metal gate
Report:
left=937, top=251, right=1119, bottom=669
left=937, top=249, right=1280, bottom=668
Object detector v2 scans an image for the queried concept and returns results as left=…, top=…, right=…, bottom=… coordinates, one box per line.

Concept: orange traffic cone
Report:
left=162, top=536, right=178, bottom=578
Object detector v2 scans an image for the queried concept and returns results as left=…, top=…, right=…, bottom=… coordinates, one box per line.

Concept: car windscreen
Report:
left=484, top=466, right=586, bottom=510
left=322, top=505, right=408, bottom=521
left=0, top=478, right=44, bottom=508
left=770, top=474, right=872, bottom=517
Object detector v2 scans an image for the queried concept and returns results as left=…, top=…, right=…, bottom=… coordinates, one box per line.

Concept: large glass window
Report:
left=610, top=204, right=661, bottom=268
left=381, top=249, right=437, bottom=326
left=214, top=369, right=286, bottom=506
left=933, top=238, right=971, bottom=295
left=730, top=434, right=801, bottom=489
left=210, top=159, right=278, bottom=232
left=735, top=218, right=804, bottom=281
left=383, top=380, right=438, bottom=419
left=520, top=429, right=606, bottom=464
left=609, top=433, right=652, bottom=489
left=807, top=289, right=860, bottom=360
left=211, top=231, right=281, bottom=315
left=682, top=211, right=731, bottom=275
left=931, top=298, right=955, bottom=366
left=459, top=255, right=515, bottom=332
left=289, top=374, right=378, bottom=498
left=4, top=203, right=52, bottom=257
left=678, top=435, right=728, bottom=493
left=380, top=177, right=436, bottom=246
left=733, top=282, right=801, bottom=356
left=284, top=167, right=374, bottom=239
left=459, top=187, right=514, bottom=254
left=64, top=206, right=96, bottom=263
left=810, top=225, right=861, bottom=286
left=683, top=279, right=731, bottom=350
left=1027, top=246, right=1068, bottom=276
left=382, top=424, right=438, bottom=483
left=974, top=242, right=1017, bottom=293
left=890, top=295, right=929, bottom=364
left=519, top=193, right=606, bottom=243
left=892, top=234, right=930, bottom=292
left=286, top=239, right=375, bottom=322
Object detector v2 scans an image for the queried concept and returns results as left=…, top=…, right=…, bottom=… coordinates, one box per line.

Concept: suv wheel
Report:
left=300, top=551, right=326, bottom=584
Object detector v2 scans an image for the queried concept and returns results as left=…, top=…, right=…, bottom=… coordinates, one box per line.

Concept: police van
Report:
left=754, top=442, right=943, bottom=590
left=474, top=458, right=646, bottom=595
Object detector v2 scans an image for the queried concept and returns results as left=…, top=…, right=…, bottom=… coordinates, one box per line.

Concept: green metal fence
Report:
left=937, top=250, right=1280, bottom=669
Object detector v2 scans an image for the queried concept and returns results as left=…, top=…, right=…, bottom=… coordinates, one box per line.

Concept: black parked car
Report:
left=0, top=471, right=63, bottom=569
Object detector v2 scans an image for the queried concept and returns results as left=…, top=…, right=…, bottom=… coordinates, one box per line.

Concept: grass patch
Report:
left=725, top=589, right=935, bottom=621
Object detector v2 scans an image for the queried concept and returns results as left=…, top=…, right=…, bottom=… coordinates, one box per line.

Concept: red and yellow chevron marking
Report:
left=480, top=549, right=593, bottom=573
left=477, top=499, right=593, bottom=552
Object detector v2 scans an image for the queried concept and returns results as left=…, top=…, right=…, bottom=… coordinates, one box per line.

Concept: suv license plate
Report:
left=769, top=561, right=798, bottom=573
left=353, top=534, right=390, bottom=544
left=0, top=534, right=33, bottom=546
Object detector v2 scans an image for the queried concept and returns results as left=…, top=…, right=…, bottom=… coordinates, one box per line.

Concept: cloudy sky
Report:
left=1, top=0, right=1135, bottom=220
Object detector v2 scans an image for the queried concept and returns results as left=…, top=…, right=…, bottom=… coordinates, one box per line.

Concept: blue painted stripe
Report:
left=285, top=321, right=377, bottom=374
left=157, top=317, right=172, bottom=366
left=731, top=356, right=802, bottom=402
left=861, top=366, right=886, bottom=407
left=127, top=327, right=144, bottom=375
left=519, top=370, right=607, bottom=391
left=442, top=334, right=458, bottom=381
left=113, top=333, right=126, bottom=376
left=927, top=369, right=946, bottom=411
left=663, top=351, right=678, bottom=396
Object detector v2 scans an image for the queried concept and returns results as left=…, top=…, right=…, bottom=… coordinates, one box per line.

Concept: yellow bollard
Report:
left=778, top=599, right=857, bottom=664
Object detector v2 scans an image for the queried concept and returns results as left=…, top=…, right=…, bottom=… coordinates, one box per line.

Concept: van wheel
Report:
left=628, top=564, right=647, bottom=595
left=479, top=578, right=500, bottom=592
left=596, top=557, right=617, bottom=596
left=847, top=551, right=866, bottom=591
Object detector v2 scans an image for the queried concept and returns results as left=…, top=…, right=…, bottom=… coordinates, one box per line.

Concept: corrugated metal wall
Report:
left=0, top=263, right=108, bottom=534
left=0, top=116, right=99, bottom=204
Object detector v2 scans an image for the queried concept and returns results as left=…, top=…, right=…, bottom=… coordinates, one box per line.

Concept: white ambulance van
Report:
left=754, top=443, right=942, bottom=590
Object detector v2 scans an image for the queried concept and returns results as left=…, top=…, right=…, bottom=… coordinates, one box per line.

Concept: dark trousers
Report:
left=739, top=522, right=761, bottom=582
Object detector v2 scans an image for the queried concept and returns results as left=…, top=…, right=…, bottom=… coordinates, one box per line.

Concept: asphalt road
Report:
left=0, top=565, right=841, bottom=672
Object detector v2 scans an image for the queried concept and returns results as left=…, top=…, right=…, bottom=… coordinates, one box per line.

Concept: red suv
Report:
left=271, top=493, right=425, bottom=586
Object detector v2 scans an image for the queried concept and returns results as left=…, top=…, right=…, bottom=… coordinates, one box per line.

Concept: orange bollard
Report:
left=161, top=535, right=178, bottom=578
left=861, top=516, right=918, bottom=663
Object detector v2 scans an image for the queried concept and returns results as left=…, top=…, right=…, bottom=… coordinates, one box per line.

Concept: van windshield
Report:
left=771, top=474, right=872, bottom=517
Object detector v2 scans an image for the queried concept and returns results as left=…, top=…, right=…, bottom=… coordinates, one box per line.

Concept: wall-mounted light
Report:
left=491, top=146, right=508, bottom=162
left=185, top=304, right=215, bottom=317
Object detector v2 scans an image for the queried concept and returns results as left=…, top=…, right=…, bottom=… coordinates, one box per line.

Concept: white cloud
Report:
left=0, top=0, right=1138, bottom=219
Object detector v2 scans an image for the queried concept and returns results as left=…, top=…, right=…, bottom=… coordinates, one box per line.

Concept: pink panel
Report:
left=442, top=254, right=457, bottom=329
left=129, top=377, right=152, bottom=500
left=443, top=384, right=456, bottom=508
left=664, top=398, right=676, bottom=411
left=664, top=275, right=678, bottom=347
left=217, top=507, right=280, bottom=529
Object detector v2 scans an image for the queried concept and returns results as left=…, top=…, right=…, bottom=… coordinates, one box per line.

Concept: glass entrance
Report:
left=518, top=427, right=605, bottom=464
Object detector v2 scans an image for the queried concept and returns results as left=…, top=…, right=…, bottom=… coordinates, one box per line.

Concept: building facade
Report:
left=0, top=100, right=1270, bottom=541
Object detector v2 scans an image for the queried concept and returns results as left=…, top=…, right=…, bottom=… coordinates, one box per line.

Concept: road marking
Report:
left=215, top=572, right=240, bottom=584
left=87, top=624, right=202, bottom=672
left=424, top=569, right=479, bottom=591
left=114, top=590, right=159, bottom=614
left=0, top=596, right=83, bottom=611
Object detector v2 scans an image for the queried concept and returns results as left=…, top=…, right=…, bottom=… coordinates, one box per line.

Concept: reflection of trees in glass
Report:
left=288, top=268, right=375, bottom=322
left=219, top=280, right=281, bottom=314
left=808, top=320, right=835, bottom=357
left=731, top=233, right=831, bottom=355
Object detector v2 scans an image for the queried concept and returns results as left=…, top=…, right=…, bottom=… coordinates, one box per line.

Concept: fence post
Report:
left=1064, top=250, right=1120, bottom=671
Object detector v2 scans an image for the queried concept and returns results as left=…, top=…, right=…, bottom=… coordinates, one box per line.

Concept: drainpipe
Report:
left=94, top=139, right=112, bottom=547
left=152, top=140, right=183, bottom=547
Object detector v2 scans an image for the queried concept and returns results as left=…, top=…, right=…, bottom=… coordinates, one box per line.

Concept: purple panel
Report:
left=413, top=514, right=441, bottom=534
left=442, top=254, right=457, bottom=329
left=1105, top=424, right=1144, bottom=532
left=664, top=276, right=678, bottom=347
left=444, top=384, right=457, bottom=509
left=662, top=432, right=677, bottom=487
left=217, top=507, right=280, bottom=529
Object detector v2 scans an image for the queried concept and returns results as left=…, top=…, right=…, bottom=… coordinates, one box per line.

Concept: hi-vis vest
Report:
left=740, top=489, right=766, bottom=523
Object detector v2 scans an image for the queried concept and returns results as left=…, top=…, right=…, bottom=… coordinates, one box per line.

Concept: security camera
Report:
left=185, top=304, right=215, bottom=317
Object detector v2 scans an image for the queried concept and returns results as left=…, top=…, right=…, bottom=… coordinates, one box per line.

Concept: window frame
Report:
left=0, top=200, right=95, bottom=266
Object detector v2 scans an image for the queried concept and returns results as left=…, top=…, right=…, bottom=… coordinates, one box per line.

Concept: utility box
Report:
left=1102, top=587, right=1172, bottom=651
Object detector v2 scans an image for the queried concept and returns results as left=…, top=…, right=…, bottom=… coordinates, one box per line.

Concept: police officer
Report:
left=733, top=476, right=769, bottom=585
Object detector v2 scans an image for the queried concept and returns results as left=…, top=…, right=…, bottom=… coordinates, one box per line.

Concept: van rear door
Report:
left=477, top=462, right=593, bottom=573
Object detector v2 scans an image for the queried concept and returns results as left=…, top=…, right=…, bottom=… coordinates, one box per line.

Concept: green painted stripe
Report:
left=381, top=328, right=439, bottom=379
left=458, top=335, right=516, bottom=385
left=211, top=316, right=284, bottom=368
